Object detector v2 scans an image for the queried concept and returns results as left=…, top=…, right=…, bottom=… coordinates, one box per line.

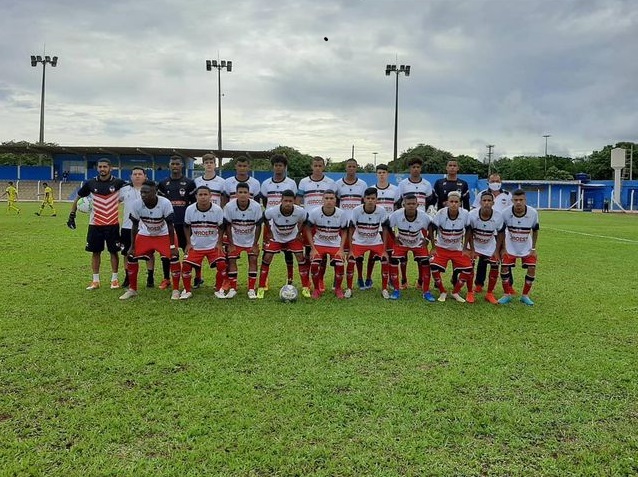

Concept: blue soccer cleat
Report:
left=497, top=294, right=513, bottom=305
left=357, top=278, right=366, bottom=290
left=364, top=278, right=373, bottom=290
left=390, top=290, right=401, bottom=300
left=520, top=295, right=535, bottom=306
left=422, top=291, right=436, bottom=302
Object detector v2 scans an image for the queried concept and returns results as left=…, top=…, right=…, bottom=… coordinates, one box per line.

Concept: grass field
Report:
left=1, top=204, right=637, bottom=476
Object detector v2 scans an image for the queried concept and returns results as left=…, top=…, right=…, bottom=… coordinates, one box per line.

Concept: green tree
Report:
left=0, top=140, right=54, bottom=165
left=545, top=166, right=575, bottom=181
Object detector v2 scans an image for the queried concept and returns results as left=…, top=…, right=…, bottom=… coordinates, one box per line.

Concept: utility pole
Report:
left=486, top=145, right=494, bottom=175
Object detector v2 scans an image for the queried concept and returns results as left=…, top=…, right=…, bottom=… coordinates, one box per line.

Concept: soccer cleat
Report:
left=357, top=278, right=366, bottom=290
left=334, top=288, right=345, bottom=299
left=110, top=279, right=120, bottom=289
left=179, top=290, right=192, bottom=300
left=171, top=290, right=181, bottom=300
left=450, top=293, right=466, bottom=303
left=119, top=289, right=138, bottom=300
left=422, top=291, right=436, bottom=302
left=466, top=292, right=475, bottom=304
left=311, top=289, right=321, bottom=300
left=437, top=292, right=447, bottom=302
left=520, top=295, right=535, bottom=306
left=86, top=281, right=100, bottom=290
left=381, top=289, right=390, bottom=299
left=34, top=212, right=40, bottom=216
left=498, top=294, right=513, bottom=305
left=344, top=288, right=352, bottom=299
left=158, top=279, right=171, bottom=290
left=193, top=277, right=204, bottom=289
left=214, top=289, right=227, bottom=299
left=475, top=285, right=483, bottom=293
left=247, top=289, right=257, bottom=299
left=484, top=292, right=498, bottom=305
left=256, top=288, right=266, bottom=299
left=390, top=290, right=401, bottom=300
left=225, top=288, right=237, bottom=299
left=51, top=214, right=56, bottom=217
left=364, top=278, right=373, bottom=290
left=301, top=287, right=311, bottom=298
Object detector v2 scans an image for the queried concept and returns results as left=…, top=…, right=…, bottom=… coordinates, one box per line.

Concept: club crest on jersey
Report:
left=179, top=188, right=186, bottom=197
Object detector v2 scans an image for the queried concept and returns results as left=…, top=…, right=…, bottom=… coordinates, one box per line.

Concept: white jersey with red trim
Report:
left=297, top=175, right=337, bottom=211
left=223, top=176, right=261, bottom=201
left=223, top=199, right=263, bottom=248
left=184, top=203, right=224, bottom=250
left=388, top=208, right=432, bottom=248
left=501, top=205, right=539, bottom=257
left=335, top=177, right=368, bottom=217
left=468, top=208, right=504, bottom=257
left=119, top=184, right=141, bottom=229
left=260, top=177, right=298, bottom=208
left=432, top=207, right=470, bottom=251
left=350, top=204, right=387, bottom=246
left=264, top=205, right=307, bottom=244
left=395, top=177, right=433, bottom=211
left=373, top=183, right=398, bottom=214
left=307, top=206, right=349, bottom=248
left=194, top=174, right=226, bottom=207
left=130, top=196, right=174, bottom=237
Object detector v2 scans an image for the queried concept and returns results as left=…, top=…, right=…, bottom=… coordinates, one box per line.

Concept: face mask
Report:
left=488, top=182, right=501, bottom=191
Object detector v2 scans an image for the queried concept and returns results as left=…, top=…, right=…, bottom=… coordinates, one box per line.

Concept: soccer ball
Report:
left=77, top=197, right=93, bottom=214
left=279, top=284, right=298, bottom=303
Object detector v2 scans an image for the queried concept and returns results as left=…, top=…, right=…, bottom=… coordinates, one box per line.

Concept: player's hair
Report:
left=364, top=187, right=378, bottom=197
left=236, top=181, right=250, bottom=191
left=312, top=156, right=325, bottom=165
left=170, top=155, right=183, bottom=163
left=97, top=158, right=111, bottom=165
left=281, top=189, right=296, bottom=199
left=447, top=159, right=459, bottom=166
left=512, top=189, right=526, bottom=197
left=407, top=157, right=423, bottom=167
left=42, top=182, right=48, bottom=187
left=270, top=154, right=288, bottom=166
left=323, top=189, right=336, bottom=197
left=481, top=190, right=494, bottom=199
left=403, top=193, right=417, bottom=202
left=488, top=173, right=502, bottom=182
left=346, top=157, right=357, bottom=164
left=131, top=166, right=146, bottom=173
left=8, top=181, right=14, bottom=185
left=376, top=164, right=389, bottom=171
left=447, top=191, right=462, bottom=200
left=236, top=155, right=250, bottom=164
left=195, top=185, right=212, bottom=193
left=142, top=179, right=157, bottom=188
left=202, top=153, right=217, bottom=163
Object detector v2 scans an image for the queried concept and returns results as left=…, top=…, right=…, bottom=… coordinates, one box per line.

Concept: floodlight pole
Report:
left=31, top=54, right=58, bottom=144
left=543, top=134, right=551, bottom=175
left=373, top=152, right=378, bottom=167
left=385, top=64, right=410, bottom=172
left=206, top=58, right=233, bottom=153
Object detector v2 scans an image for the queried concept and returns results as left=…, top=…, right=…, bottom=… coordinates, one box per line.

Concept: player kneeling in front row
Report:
left=180, top=186, right=227, bottom=300
left=498, top=189, right=539, bottom=306
left=120, top=180, right=182, bottom=300
left=305, top=189, right=349, bottom=299
left=430, top=191, right=474, bottom=303
left=223, top=182, right=263, bottom=299
left=257, top=189, right=311, bottom=299
left=469, top=191, right=505, bottom=304
left=346, top=187, right=390, bottom=299
left=385, top=193, right=436, bottom=301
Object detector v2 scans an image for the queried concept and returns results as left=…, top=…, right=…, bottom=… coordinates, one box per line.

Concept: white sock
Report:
left=93, top=274, right=100, bottom=282
left=111, top=273, right=119, bottom=281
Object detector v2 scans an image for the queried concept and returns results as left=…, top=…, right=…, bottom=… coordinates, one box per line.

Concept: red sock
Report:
left=170, top=260, right=181, bottom=290
left=420, top=264, right=431, bottom=292
left=390, top=262, right=399, bottom=290
left=346, top=259, right=355, bottom=289
left=248, top=272, right=257, bottom=291
left=127, top=261, right=140, bottom=291
left=381, top=261, right=389, bottom=289
left=215, top=260, right=227, bottom=290
left=298, top=260, right=310, bottom=288
left=432, top=269, right=446, bottom=293
left=487, top=268, right=499, bottom=292
left=182, top=263, right=193, bottom=292
left=259, top=262, right=270, bottom=288
left=334, top=263, right=344, bottom=289
left=522, top=274, right=535, bottom=295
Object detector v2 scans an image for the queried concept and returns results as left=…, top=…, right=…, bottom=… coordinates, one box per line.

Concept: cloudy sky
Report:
left=1, top=0, right=636, bottom=165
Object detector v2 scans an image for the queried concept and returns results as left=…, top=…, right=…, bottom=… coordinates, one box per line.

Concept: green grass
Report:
left=1, top=205, right=638, bottom=476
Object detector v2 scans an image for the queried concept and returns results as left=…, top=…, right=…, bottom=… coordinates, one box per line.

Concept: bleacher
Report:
left=13, top=180, right=82, bottom=202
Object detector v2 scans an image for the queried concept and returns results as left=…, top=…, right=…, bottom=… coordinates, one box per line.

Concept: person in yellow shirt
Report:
left=1, top=181, right=20, bottom=214
left=35, top=182, right=57, bottom=216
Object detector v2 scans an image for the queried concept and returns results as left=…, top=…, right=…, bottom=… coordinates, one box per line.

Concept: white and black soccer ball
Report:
left=279, top=284, right=298, bottom=303
left=76, top=196, right=93, bottom=214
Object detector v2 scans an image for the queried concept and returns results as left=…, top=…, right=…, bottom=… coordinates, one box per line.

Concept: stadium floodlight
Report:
left=385, top=62, right=411, bottom=171
left=205, top=57, right=233, bottom=154
left=30, top=53, right=59, bottom=144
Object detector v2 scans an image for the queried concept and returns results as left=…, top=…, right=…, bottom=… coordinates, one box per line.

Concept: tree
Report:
left=544, top=166, right=575, bottom=181
left=0, top=140, right=54, bottom=165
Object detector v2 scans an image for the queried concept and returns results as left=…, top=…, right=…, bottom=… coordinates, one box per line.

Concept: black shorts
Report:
left=175, top=224, right=187, bottom=251
left=85, top=225, right=121, bottom=253
left=120, top=228, right=132, bottom=255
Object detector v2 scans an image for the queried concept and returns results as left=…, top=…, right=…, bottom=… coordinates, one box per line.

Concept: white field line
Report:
left=546, top=227, right=638, bottom=244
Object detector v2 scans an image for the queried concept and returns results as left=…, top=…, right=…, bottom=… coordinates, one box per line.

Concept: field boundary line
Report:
left=546, top=227, right=638, bottom=244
